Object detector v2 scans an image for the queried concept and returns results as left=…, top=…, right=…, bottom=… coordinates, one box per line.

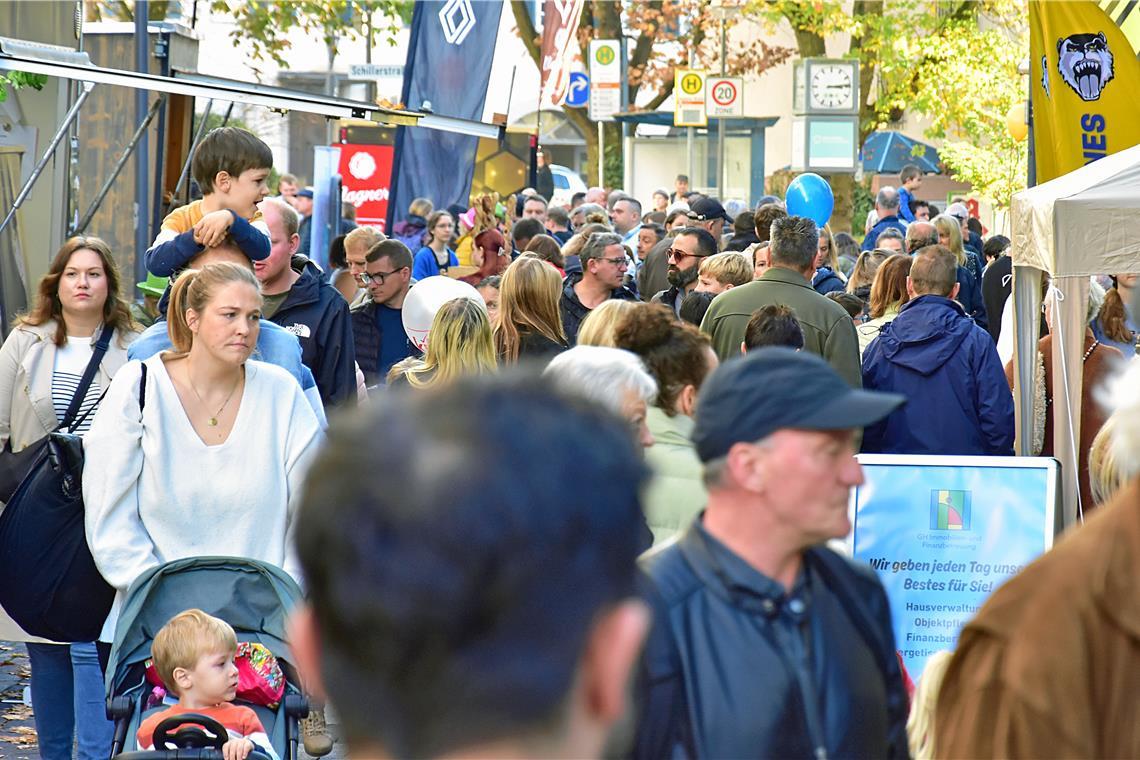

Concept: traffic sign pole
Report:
left=718, top=17, right=726, bottom=195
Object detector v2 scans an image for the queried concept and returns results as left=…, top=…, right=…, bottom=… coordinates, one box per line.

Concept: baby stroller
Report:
left=105, top=557, right=310, bottom=760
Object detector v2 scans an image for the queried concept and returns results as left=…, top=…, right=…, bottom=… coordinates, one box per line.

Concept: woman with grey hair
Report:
left=1003, top=278, right=1122, bottom=513
left=544, top=345, right=656, bottom=450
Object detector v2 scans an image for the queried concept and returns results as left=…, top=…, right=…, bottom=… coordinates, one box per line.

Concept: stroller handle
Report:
left=113, top=751, right=274, bottom=760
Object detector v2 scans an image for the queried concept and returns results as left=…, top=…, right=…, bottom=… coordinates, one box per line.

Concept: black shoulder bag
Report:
left=0, top=343, right=149, bottom=643
left=0, top=327, right=113, bottom=504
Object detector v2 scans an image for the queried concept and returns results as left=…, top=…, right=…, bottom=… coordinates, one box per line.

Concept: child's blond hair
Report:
left=152, top=609, right=238, bottom=696
left=699, top=252, right=752, bottom=288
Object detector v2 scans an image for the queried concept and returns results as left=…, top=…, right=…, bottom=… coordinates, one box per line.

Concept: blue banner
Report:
left=389, top=0, right=504, bottom=229
left=848, top=455, right=1058, bottom=679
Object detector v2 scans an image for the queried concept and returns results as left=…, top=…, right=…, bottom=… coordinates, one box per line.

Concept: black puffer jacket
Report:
left=559, top=272, right=640, bottom=346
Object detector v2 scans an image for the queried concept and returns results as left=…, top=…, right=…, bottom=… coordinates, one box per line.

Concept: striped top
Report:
left=52, top=335, right=103, bottom=436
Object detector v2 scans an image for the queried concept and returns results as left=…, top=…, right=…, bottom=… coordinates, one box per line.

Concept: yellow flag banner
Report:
left=1030, top=0, right=1140, bottom=182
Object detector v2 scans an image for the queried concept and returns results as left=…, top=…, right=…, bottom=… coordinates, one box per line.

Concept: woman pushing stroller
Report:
left=83, top=258, right=323, bottom=636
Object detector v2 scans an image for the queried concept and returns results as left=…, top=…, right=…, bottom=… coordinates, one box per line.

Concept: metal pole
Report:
left=134, top=0, right=151, bottom=284
left=717, top=12, right=727, bottom=196
left=220, top=101, right=235, bottom=127
left=598, top=120, right=604, bottom=186
left=172, top=98, right=214, bottom=201
left=74, top=96, right=166, bottom=236
left=687, top=128, right=695, bottom=188
left=0, top=82, right=95, bottom=239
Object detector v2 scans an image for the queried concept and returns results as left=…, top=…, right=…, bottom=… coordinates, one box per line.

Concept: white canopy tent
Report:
left=1010, top=143, right=1140, bottom=528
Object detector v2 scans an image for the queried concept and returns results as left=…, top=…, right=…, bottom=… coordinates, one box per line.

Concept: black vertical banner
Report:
left=388, top=0, right=504, bottom=229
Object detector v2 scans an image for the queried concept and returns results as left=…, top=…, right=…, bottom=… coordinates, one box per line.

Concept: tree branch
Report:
left=510, top=0, right=542, bottom=68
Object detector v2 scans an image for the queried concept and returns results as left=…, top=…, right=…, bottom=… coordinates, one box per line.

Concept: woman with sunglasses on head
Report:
left=0, top=236, right=140, bottom=760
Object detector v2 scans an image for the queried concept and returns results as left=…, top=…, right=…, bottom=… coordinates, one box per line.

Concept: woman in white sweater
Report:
left=83, top=262, right=323, bottom=641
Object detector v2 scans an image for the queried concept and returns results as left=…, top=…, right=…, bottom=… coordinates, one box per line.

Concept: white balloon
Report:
left=401, top=276, right=485, bottom=351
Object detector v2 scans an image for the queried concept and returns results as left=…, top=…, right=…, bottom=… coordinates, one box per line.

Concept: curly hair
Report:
left=613, top=303, right=713, bottom=416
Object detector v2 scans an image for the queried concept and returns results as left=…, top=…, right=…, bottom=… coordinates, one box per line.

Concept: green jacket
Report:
left=643, top=406, right=706, bottom=546
left=699, top=266, right=862, bottom=388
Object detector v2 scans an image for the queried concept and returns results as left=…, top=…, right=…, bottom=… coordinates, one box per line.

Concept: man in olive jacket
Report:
left=700, top=215, right=861, bottom=387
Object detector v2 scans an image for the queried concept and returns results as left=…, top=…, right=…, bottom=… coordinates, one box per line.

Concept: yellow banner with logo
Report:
left=1031, top=0, right=1140, bottom=182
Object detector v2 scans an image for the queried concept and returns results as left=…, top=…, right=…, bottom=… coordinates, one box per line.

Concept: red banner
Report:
left=337, top=143, right=394, bottom=231
left=539, top=0, right=586, bottom=107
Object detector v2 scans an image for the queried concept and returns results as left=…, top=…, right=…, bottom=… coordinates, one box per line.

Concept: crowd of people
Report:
left=0, top=126, right=1138, bottom=759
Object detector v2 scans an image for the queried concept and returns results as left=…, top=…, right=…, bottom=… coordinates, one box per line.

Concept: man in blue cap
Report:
left=632, top=348, right=910, bottom=759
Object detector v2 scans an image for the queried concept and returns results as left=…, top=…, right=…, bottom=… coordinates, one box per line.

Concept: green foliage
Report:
left=207, top=1, right=411, bottom=77
left=0, top=72, right=48, bottom=103
left=755, top=0, right=1029, bottom=210
left=852, top=179, right=874, bottom=237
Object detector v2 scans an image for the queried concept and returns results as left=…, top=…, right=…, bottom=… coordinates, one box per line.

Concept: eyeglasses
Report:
left=666, top=248, right=707, bottom=262
left=357, top=267, right=407, bottom=286
left=600, top=256, right=629, bottom=268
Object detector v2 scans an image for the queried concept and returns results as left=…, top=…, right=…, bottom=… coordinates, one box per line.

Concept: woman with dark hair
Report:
left=1092, top=273, right=1137, bottom=359
left=613, top=303, right=718, bottom=545
left=523, top=233, right=566, bottom=274
left=858, top=253, right=912, bottom=355
left=0, top=236, right=139, bottom=759
left=494, top=255, right=568, bottom=364
left=411, top=210, right=458, bottom=279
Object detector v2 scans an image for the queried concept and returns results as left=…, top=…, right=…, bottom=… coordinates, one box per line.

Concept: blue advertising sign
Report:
left=847, top=455, right=1059, bottom=679
left=565, top=72, right=589, bottom=108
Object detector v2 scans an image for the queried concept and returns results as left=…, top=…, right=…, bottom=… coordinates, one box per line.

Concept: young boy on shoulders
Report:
left=147, top=127, right=273, bottom=313
left=137, top=609, right=278, bottom=760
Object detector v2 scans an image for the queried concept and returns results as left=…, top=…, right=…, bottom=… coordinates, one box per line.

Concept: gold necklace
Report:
left=187, top=368, right=243, bottom=427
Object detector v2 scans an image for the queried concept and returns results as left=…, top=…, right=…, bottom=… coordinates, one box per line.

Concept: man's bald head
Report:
left=905, top=221, right=939, bottom=254
left=188, top=238, right=255, bottom=271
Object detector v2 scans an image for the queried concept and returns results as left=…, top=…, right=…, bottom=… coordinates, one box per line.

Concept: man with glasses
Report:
left=350, top=240, right=421, bottom=386
left=652, top=227, right=717, bottom=318
left=560, top=232, right=639, bottom=345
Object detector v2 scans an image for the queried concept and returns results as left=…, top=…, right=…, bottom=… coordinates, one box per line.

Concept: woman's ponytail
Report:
left=166, top=268, right=199, bottom=353
left=1100, top=284, right=1130, bottom=344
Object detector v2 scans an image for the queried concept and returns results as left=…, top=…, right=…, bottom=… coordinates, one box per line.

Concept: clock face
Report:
left=810, top=64, right=854, bottom=110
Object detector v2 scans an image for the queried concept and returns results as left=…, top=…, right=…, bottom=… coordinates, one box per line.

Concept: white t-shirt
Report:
left=52, top=335, right=102, bottom=435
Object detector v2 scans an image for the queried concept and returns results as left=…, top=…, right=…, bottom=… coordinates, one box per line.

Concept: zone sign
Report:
left=707, top=76, right=743, bottom=117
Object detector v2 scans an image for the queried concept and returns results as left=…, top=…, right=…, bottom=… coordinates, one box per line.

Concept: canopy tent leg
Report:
left=0, top=81, right=95, bottom=240
left=1011, top=265, right=1043, bottom=457
left=72, top=95, right=166, bottom=236
left=1050, top=276, right=1089, bottom=530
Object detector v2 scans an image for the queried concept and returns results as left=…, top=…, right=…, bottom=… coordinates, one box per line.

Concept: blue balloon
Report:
left=785, top=173, right=834, bottom=228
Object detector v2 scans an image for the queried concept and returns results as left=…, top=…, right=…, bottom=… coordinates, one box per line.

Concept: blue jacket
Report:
left=898, top=186, right=915, bottom=222
left=862, top=215, right=907, bottom=251
left=633, top=520, right=909, bottom=760
left=955, top=263, right=987, bottom=329
left=862, top=295, right=1014, bottom=455
left=411, top=246, right=459, bottom=280
left=269, top=256, right=357, bottom=407
left=812, top=266, right=846, bottom=295
left=128, top=319, right=326, bottom=427
left=146, top=211, right=270, bottom=316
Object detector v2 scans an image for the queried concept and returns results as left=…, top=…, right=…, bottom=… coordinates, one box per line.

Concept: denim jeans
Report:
left=26, top=642, right=114, bottom=760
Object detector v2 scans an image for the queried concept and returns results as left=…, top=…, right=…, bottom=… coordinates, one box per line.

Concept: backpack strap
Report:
left=58, top=326, right=113, bottom=431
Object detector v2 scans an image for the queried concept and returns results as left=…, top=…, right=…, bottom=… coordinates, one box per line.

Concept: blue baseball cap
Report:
left=296, top=188, right=314, bottom=199
left=692, top=348, right=904, bottom=462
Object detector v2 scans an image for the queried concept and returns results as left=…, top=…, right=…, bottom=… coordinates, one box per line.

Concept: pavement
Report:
left=0, top=642, right=347, bottom=759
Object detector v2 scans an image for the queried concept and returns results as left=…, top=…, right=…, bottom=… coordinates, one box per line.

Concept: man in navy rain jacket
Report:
left=862, top=244, right=1014, bottom=454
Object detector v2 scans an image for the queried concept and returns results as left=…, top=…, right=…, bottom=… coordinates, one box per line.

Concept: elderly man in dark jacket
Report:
left=862, top=244, right=1014, bottom=454
left=632, top=349, right=909, bottom=759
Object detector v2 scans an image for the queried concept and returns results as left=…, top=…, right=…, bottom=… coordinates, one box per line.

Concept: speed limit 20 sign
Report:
left=707, top=77, right=744, bottom=117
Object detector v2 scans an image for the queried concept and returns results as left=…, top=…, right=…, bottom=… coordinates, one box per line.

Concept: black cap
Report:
left=688, top=196, right=730, bottom=222
left=692, top=348, right=905, bottom=462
